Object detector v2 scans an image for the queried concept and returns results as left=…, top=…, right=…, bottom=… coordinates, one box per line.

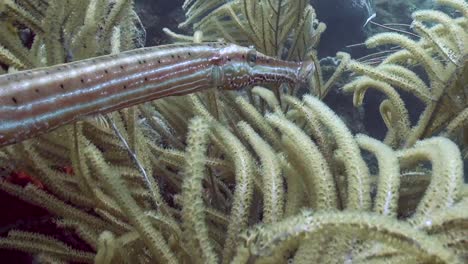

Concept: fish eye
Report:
left=247, top=50, right=257, bottom=66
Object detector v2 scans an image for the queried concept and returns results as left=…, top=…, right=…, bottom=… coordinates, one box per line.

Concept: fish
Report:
left=0, top=42, right=314, bottom=147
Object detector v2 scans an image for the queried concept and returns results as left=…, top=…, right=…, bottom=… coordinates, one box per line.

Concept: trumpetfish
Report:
left=0, top=42, right=314, bottom=147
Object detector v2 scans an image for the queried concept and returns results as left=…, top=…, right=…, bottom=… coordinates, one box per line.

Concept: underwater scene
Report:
left=0, top=0, right=467, bottom=263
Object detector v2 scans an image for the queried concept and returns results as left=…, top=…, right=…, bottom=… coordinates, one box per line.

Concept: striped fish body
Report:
left=0, top=42, right=313, bottom=147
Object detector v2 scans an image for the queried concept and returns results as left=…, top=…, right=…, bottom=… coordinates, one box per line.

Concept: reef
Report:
left=0, top=0, right=467, bottom=263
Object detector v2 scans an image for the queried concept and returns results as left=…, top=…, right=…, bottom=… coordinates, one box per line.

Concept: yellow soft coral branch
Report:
left=238, top=121, right=285, bottom=223
left=356, top=134, right=400, bottom=216
left=0, top=0, right=44, bottom=34
left=366, top=33, right=444, bottom=83
left=267, top=113, right=338, bottom=209
left=0, top=45, right=27, bottom=69
left=238, top=210, right=462, bottom=263
left=83, top=142, right=178, bottom=263
left=398, top=137, right=463, bottom=226
left=303, top=95, right=371, bottom=210
left=181, top=117, right=219, bottom=263
left=347, top=60, right=434, bottom=103
left=0, top=235, right=95, bottom=263
left=344, top=77, right=411, bottom=146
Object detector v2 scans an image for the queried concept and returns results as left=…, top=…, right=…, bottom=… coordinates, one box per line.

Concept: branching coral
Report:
left=344, top=0, right=467, bottom=151
left=2, top=88, right=466, bottom=263
left=0, top=0, right=466, bottom=263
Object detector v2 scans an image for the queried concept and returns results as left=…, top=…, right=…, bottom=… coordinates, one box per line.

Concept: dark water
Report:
left=311, top=0, right=375, bottom=57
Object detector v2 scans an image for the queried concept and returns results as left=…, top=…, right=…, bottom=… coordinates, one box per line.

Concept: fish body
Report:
left=0, top=42, right=314, bottom=147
